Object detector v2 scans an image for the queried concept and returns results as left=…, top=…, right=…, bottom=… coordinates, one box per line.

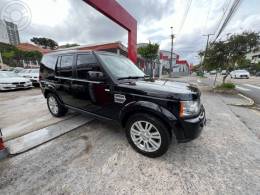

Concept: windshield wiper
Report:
left=117, top=76, right=147, bottom=80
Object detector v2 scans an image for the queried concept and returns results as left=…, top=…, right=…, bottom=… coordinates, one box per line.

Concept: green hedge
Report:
left=216, top=82, right=235, bottom=90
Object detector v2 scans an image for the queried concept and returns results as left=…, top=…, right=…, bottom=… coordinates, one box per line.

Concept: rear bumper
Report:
left=176, top=106, right=206, bottom=143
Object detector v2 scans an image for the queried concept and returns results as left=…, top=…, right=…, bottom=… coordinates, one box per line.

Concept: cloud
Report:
left=0, top=0, right=260, bottom=64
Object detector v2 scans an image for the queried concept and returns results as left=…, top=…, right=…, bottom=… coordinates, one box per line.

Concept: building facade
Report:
left=246, top=47, right=260, bottom=64
left=5, top=21, right=20, bottom=45
left=0, top=20, right=9, bottom=44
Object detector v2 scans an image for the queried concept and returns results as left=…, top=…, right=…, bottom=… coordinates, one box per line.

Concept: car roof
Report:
left=43, top=50, right=119, bottom=57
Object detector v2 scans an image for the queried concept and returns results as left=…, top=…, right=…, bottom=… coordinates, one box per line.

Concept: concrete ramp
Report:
left=5, top=115, right=93, bottom=154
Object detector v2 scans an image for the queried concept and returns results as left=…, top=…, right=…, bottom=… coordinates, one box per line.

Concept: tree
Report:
left=138, top=42, right=159, bottom=60
left=31, top=37, right=58, bottom=49
left=138, top=42, right=159, bottom=76
left=200, top=31, right=259, bottom=83
left=0, top=42, right=42, bottom=66
left=60, top=43, right=80, bottom=48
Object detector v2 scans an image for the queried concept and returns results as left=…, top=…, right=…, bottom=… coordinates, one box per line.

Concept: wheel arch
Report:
left=120, top=101, right=177, bottom=136
left=44, top=89, right=64, bottom=105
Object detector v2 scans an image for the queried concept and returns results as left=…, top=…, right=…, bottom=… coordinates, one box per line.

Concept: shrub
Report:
left=216, top=82, right=235, bottom=90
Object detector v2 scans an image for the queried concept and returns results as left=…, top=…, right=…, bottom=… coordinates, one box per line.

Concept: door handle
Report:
left=105, top=88, right=110, bottom=92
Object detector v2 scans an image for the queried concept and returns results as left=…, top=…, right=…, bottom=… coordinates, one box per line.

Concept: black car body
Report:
left=40, top=50, right=206, bottom=157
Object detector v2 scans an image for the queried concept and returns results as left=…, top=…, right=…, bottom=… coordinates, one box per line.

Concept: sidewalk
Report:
left=0, top=92, right=259, bottom=194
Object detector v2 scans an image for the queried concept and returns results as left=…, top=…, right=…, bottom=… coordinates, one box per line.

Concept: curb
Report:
left=5, top=115, right=93, bottom=155
left=228, top=93, right=255, bottom=107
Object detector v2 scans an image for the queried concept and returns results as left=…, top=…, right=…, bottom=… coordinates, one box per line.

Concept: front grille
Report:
left=11, top=82, right=26, bottom=85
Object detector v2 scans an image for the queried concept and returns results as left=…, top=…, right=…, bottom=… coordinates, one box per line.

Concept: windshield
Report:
left=0, top=72, right=18, bottom=78
left=98, top=54, right=145, bottom=79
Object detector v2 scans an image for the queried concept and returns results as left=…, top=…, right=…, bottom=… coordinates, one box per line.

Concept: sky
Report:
left=0, top=0, right=260, bottom=64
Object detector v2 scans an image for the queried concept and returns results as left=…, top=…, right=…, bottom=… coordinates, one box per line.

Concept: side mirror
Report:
left=88, top=71, right=106, bottom=81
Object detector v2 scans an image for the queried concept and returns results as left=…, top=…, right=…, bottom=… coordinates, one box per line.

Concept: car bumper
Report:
left=176, top=106, right=206, bottom=143
left=29, top=79, right=39, bottom=84
left=0, top=83, right=32, bottom=91
left=239, top=75, right=249, bottom=78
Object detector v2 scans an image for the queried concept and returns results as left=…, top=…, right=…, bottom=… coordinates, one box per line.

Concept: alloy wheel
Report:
left=130, top=120, right=162, bottom=152
left=48, top=96, right=59, bottom=115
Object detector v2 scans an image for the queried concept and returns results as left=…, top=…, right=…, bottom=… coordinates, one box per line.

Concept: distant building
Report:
left=56, top=41, right=128, bottom=56
left=0, top=20, right=9, bottom=44
left=246, top=47, right=260, bottom=64
left=0, top=20, right=20, bottom=45
left=5, top=21, right=20, bottom=45
left=159, top=50, right=190, bottom=77
left=16, top=43, right=50, bottom=54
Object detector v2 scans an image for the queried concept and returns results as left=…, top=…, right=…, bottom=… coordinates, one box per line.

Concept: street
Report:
left=0, top=86, right=260, bottom=194
left=196, top=75, right=260, bottom=107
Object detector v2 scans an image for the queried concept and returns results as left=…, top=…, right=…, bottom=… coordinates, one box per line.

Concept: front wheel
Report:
left=125, top=113, right=171, bottom=158
left=47, top=93, right=68, bottom=117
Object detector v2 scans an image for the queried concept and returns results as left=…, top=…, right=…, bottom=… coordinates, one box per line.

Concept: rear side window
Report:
left=76, top=54, right=100, bottom=80
left=57, top=55, right=74, bottom=77
left=41, top=55, right=58, bottom=70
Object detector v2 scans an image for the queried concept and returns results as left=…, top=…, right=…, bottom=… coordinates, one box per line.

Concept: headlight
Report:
left=180, top=100, right=200, bottom=117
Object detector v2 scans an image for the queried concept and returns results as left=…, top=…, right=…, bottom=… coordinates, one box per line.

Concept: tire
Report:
left=125, top=113, right=171, bottom=158
left=47, top=93, right=68, bottom=117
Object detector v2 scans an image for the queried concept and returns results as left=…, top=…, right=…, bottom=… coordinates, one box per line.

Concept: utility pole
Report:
left=170, top=27, right=175, bottom=77
left=202, top=34, right=214, bottom=71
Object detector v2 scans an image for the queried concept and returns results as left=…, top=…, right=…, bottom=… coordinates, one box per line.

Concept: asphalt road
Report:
left=235, top=83, right=260, bottom=105
left=198, top=75, right=260, bottom=106
left=0, top=91, right=259, bottom=194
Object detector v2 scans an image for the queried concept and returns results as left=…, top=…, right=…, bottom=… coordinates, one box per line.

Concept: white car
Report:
left=0, top=71, right=32, bottom=91
left=210, top=70, right=217, bottom=75
left=18, top=69, right=40, bottom=86
left=221, top=70, right=227, bottom=75
left=230, top=70, right=250, bottom=79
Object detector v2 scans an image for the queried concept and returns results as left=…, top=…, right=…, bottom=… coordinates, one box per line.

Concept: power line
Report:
left=214, top=0, right=232, bottom=36
left=213, top=0, right=242, bottom=42
left=178, top=0, right=193, bottom=34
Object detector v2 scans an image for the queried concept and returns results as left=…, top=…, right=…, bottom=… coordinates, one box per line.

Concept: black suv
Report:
left=40, top=50, right=206, bottom=157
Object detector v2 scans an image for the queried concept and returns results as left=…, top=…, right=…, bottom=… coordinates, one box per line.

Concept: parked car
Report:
left=210, top=70, right=217, bottom=75
left=221, top=70, right=227, bottom=75
left=40, top=51, right=206, bottom=157
left=19, top=68, right=40, bottom=86
left=12, top=67, right=25, bottom=73
left=0, top=71, right=32, bottom=91
left=230, top=70, right=250, bottom=79
left=256, top=72, right=260, bottom=77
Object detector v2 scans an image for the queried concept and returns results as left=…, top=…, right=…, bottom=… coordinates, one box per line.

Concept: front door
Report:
left=71, top=53, right=116, bottom=119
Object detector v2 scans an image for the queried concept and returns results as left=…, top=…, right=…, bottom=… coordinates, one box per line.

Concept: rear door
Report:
left=55, top=54, right=75, bottom=106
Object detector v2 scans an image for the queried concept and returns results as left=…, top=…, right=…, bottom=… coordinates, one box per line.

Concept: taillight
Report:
left=0, top=129, right=5, bottom=151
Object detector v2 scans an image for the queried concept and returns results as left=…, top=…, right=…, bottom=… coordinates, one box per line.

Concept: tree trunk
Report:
left=223, top=74, right=228, bottom=84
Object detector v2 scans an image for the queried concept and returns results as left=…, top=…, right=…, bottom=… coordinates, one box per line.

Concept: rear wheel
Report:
left=125, top=113, right=171, bottom=158
left=47, top=93, right=68, bottom=117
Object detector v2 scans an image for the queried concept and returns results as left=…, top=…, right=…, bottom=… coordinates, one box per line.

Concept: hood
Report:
left=0, top=77, right=30, bottom=83
left=119, top=79, right=200, bottom=101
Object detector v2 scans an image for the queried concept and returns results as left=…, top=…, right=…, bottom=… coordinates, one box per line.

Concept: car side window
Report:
left=76, top=54, right=101, bottom=80
left=41, top=55, right=58, bottom=70
left=57, top=55, right=74, bottom=77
